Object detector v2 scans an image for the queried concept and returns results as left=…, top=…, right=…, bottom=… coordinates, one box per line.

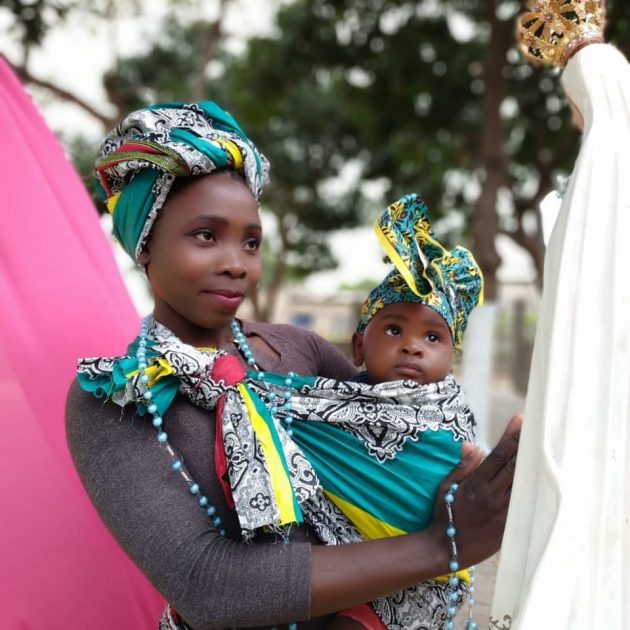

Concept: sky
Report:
left=3, top=0, right=536, bottom=299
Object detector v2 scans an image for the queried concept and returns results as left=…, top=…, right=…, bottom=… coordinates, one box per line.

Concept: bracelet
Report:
left=444, top=482, right=478, bottom=630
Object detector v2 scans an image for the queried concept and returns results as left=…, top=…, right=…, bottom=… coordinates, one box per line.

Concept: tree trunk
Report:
left=471, top=0, right=511, bottom=301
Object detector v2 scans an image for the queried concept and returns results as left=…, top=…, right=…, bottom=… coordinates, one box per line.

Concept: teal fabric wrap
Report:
left=111, top=170, right=160, bottom=262
left=291, top=419, right=461, bottom=532
left=95, top=100, right=269, bottom=263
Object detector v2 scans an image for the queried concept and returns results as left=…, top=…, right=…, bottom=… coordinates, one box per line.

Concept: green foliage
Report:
left=0, top=0, right=73, bottom=49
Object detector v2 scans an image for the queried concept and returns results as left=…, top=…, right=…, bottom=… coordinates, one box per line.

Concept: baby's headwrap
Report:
left=357, top=193, right=484, bottom=350
left=94, top=100, right=270, bottom=264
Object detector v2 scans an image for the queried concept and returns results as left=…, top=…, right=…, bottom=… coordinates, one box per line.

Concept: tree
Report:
left=5, top=0, right=630, bottom=310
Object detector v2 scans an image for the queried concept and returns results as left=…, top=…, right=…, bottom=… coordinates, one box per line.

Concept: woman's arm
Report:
left=67, top=375, right=519, bottom=629
left=309, top=421, right=519, bottom=616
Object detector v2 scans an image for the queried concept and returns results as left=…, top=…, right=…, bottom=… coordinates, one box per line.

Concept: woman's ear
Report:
left=138, top=248, right=150, bottom=267
left=351, top=332, right=365, bottom=367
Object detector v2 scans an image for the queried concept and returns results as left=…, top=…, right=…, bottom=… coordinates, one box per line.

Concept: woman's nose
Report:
left=217, top=247, right=247, bottom=278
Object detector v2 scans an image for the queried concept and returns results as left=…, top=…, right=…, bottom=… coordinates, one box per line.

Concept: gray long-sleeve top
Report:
left=66, top=321, right=357, bottom=630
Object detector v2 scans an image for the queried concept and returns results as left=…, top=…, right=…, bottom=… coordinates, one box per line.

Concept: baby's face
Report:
left=352, top=302, right=454, bottom=385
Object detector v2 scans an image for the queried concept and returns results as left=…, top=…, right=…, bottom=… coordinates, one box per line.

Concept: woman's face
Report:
left=139, top=173, right=263, bottom=345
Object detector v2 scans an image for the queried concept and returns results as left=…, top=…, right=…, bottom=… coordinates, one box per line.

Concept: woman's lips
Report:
left=201, top=289, right=244, bottom=309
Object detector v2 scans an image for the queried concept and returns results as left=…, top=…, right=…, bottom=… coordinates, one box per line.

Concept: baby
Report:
left=246, top=192, right=483, bottom=629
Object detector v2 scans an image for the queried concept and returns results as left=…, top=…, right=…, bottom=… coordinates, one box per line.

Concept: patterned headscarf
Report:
left=358, top=193, right=483, bottom=350
left=94, top=101, right=270, bottom=264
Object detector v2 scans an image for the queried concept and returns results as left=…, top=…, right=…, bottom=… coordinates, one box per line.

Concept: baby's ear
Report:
left=351, top=332, right=364, bottom=367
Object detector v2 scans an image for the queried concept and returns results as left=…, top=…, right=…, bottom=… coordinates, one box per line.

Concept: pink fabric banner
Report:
left=0, top=56, right=164, bottom=628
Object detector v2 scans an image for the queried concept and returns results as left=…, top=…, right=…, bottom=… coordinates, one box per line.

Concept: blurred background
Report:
left=3, top=0, right=630, bottom=421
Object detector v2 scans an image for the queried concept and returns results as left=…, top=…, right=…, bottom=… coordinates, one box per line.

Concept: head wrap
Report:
left=94, top=100, right=270, bottom=264
left=357, top=193, right=483, bottom=350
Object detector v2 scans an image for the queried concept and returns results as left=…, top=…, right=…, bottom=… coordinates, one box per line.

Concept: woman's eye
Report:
left=244, top=238, right=261, bottom=252
left=193, top=230, right=215, bottom=243
left=385, top=326, right=402, bottom=336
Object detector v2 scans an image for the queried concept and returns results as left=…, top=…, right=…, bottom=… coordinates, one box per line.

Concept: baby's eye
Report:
left=243, top=238, right=261, bottom=252
left=193, top=230, right=215, bottom=243
left=385, top=325, right=402, bottom=336
left=426, top=332, right=440, bottom=343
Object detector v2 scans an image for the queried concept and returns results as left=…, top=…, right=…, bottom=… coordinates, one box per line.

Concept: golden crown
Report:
left=517, top=0, right=606, bottom=67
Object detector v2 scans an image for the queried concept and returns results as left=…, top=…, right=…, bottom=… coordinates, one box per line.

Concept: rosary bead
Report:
left=213, top=516, right=222, bottom=527
left=445, top=493, right=454, bottom=504
left=189, top=483, right=200, bottom=494
left=206, top=506, right=216, bottom=516
left=143, top=390, right=153, bottom=400
left=152, top=416, right=163, bottom=427
left=157, top=431, right=168, bottom=443
left=198, top=496, right=208, bottom=507
left=140, top=374, right=149, bottom=384
left=268, top=392, right=277, bottom=401
left=288, top=624, right=298, bottom=630
left=148, top=403, right=158, bottom=414
left=449, top=576, right=459, bottom=587
left=172, top=460, right=183, bottom=471
left=446, top=525, right=456, bottom=537
left=449, top=560, right=459, bottom=572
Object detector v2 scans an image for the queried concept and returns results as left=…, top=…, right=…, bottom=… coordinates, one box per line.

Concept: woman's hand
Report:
left=311, top=414, right=522, bottom=617
left=432, top=414, right=522, bottom=568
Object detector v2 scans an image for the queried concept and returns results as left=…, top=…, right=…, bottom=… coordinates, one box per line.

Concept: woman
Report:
left=66, top=101, right=520, bottom=630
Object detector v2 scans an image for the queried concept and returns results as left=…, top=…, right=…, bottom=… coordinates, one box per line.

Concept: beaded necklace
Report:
left=137, top=316, right=475, bottom=630
left=136, top=316, right=297, bottom=630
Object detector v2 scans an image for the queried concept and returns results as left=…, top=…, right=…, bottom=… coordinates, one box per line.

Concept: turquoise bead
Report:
left=157, top=432, right=168, bottom=443
left=449, top=560, right=459, bottom=572
left=447, top=525, right=456, bottom=537
left=447, top=606, right=456, bottom=616
left=213, top=516, right=222, bottom=526
left=288, top=624, right=298, bottom=630
left=449, top=576, right=459, bottom=587
left=207, top=506, right=216, bottom=516
left=449, top=591, right=459, bottom=602
left=143, top=390, right=153, bottom=400
left=152, top=416, right=163, bottom=427
left=445, top=493, right=454, bottom=504
left=140, top=374, right=149, bottom=384
left=172, top=461, right=183, bottom=471
left=450, top=483, right=459, bottom=492
left=189, top=483, right=200, bottom=494
left=148, top=404, right=158, bottom=414
left=445, top=621, right=454, bottom=630
left=199, top=496, right=208, bottom=507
